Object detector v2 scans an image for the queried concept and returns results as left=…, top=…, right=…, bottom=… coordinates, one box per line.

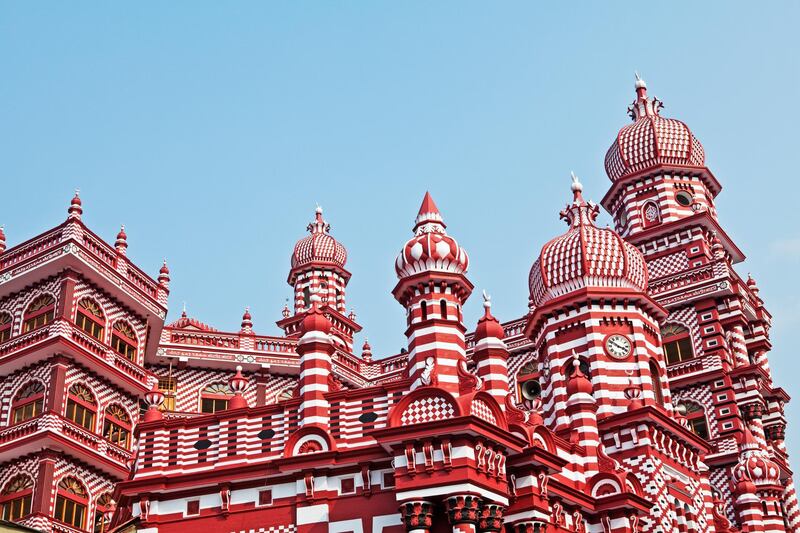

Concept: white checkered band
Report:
left=231, top=525, right=296, bottom=533
left=400, top=396, right=455, bottom=425
left=470, top=399, right=496, bottom=425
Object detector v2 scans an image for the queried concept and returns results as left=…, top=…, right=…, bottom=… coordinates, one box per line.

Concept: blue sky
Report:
left=3, top=2, right=800, bottom=455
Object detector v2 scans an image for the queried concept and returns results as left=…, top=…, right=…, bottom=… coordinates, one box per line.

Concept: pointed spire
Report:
left=0, top=225, right=6, bottom=254
left=115, top=225, right=128, bottom=255
left=628, top=72, right=663, bottom=120
left=68, top=189, right=83, bottom=220
left=158, top=259, right=170, bottom=288
left=560, top=173, right=599, bottom=227
left=413, top=191, right=446, bottom=232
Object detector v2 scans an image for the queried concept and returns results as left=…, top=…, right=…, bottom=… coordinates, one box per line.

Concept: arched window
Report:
left=110, top=321, right=137, bottom=361
left=440, top=300, right=448, bottom=319
left=54, top=477, right=88, bottom=529
left=678, top=400, right=709, bottom=440
left=66, top=384, right=96, bottom=430
left=11, top=381, right=45, bottom=424
left=661, top=323, right=694, bottom=365
left=200, top=383, right=232, bottom=413
left=22, top=294, right=55, bottom=333
left=0, top=475, right=33, bottom=521
left=420, top=301, right=428, bottom=321
left=0, top=312, right=11, bottom=343
left=303, top=286, right=311, bottom=308
left=76, top=299, right=105, bottom=341
left=94, top=493, right=114, bottom=533
left=103, top=404, right=131, bottom=449
left=649, top=360, right=665, bottom=406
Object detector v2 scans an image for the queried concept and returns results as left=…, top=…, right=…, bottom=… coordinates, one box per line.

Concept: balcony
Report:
left=0, top=412, right=133, bottom=478
left=0, top=319, right=151, bottom=394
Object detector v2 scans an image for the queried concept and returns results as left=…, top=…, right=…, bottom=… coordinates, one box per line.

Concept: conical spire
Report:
left=413, top=191, right=446, bottom=232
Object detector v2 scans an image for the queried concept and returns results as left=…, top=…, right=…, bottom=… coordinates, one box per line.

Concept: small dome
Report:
left=529, top=174, right=648, bottom=308
left=395, top=192, right=469, bottom=278
left=605, top=76, right=705, bottom=182
left=474, top=292, right=504, bottom=341
left=291, top=207, right=347, bottom=271
left=732, top=429, right=781, bottom=487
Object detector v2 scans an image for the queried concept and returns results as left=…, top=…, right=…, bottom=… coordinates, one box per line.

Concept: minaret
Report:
left=393, top=192, right=472, bottom=397
left=472, top=291, right=510, bottom=407
left=115, top=225, right=128, bottom=256
left=296, top=291, right=334, bottom=429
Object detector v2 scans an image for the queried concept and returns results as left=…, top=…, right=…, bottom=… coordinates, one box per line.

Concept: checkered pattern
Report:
left=470, top=399, right=496, bottom=425
left=709, top=466, right=737, bottom=526
left=665, top=306, right=704, bottom=358
left=0, top=276, right=62, bottom=337
left=0, top=360, right=53, bottom=425
left=65, top=365, right=140, bottom=428
left=400, top=396, right=455, bottom=425
left=291, top=210, right=347, bottom=270
left=52, top=455, right=116, bottom=524
left=605, top=108, right=704, bottom=182
left=647, top=251, right=689, bottom=280
left=530, top=213, right=647, bottom=308
left=231, top=526, right=296, bottom=533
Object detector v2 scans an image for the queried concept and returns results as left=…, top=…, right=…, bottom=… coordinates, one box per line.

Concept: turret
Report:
left=296, top=291, right=334, bottom=429
left=393, top=192, right=472, bottom=397
left=227, top=365, right=249, bottom=410
left=472, top=291, right=509, bottom=407
left=115, top=225, right=128, bottom=256
left=68, top=189, right=83, bottom=220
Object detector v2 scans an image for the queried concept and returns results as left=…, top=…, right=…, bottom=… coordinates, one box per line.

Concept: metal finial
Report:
left=482, top=290, right=491, bottom=309
left=634, top=71, right=647, bottom=89
left=570, top=171, right=583, bottom=193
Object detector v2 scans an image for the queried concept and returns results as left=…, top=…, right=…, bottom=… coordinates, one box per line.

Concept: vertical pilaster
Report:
left=473, top=295, right=509, bottom=407
left=296, top=297, right=333, bottom=429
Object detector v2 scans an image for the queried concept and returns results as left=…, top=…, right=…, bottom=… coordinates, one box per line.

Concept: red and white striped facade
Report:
left=0, top=77, right=796, bottom=533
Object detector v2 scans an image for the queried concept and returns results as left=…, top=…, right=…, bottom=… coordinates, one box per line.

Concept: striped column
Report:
left=783, top=477, right=800, bottom=530
left=473, top=294, right=510, bottom=408
left=564, top=356, right=600, bottom=482
left=297, top=296, right=333, bottom=429
left=728, top=323, right=750, bottom=367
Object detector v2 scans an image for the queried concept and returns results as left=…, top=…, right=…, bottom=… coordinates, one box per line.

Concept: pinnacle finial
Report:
left=570, top=171, right=583, bottom=193
left=482, top=289, right=491, bottom=309
left=634, top=71, right=647, bottom=90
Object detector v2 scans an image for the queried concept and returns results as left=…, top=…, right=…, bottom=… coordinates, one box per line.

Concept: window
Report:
left=200, top=383, right=232, bottom=413
left=642, top=201, right=661, bottom=227
left=676, top=190, right=693, bottom=207
left=94, top=493, right=114, bottom=533
left=440, top=300, right=448, bottom=319
left=420, top=301, right=428, bottom=321
left=158, top=376, right=177, bottom=411
left=66, top=384, right=96, bottom=430
left=76, top=299, right=105, bottom=341
left=0, top=475, right=33, bottom=522
left=0, top=313, right=11, bottom=343
left=110, top=321, right=137, bottom=361
left=54, top=477, right=88, bottom=529
left=679, top=401, right=710, bottom=440
left=22, top=294, right=55, bottom=333
left=11, top=381, right=45, bottom=424
left=258, top=489, right=272, bottom=506
left=661, top=323, right=694, bottom=365
left=303, top=287, right=311, bottom=308
left=649, top=360, right=664, bottom=406
left=103, top=404, right=131, bottom=449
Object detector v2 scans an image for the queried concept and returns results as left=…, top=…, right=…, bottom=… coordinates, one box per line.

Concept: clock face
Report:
left=605, top=334, right=632, bottom=359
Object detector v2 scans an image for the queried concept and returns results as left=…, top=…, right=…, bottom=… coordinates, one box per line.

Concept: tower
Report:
left=393, top=192, right=472, bottom=396
left=278, top=206, right=361, bottom=350
left=602, top=75, right=798, bottom=530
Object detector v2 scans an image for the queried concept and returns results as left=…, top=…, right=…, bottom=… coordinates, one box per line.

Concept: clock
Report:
left=605, top=334, right=632, bottom=359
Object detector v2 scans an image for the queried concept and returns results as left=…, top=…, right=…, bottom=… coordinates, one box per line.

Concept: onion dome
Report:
left=282, top=301, right=291, bottom=318
left=240, top=307, right=253, bottom=331
left=300, top=291, right=332, bottom=335
left=290, top=207, right=347, bottom=274
left=475, top=291, right=505, bottom=340
left=529, top=174, right=648, bottom=308
left=395, top=192, right=469, bottom=278
left=605, top=74, right=705, bottom=182
left=68, top=189, right=83, bottom=219
left=115, top=225, right=128, bottom=254
left=732, top=429, right=781, bottom=487
left=0, top=225, right=6, bottom=254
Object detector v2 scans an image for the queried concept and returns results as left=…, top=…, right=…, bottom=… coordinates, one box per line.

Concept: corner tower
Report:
left=393, top=192, right=472, bottom=396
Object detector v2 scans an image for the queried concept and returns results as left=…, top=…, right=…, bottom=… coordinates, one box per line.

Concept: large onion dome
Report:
left=732, top=429, right=781, bottom=487
left=529, top=174, right=648, bottom=308
left=395, top=192, right=469, bottom=278
left=604, top=74, right=705, bottom=182
left=291, top=207, right=347, bottom=271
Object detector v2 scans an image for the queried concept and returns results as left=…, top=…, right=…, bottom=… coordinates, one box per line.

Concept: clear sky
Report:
left=3, top=2, right=800, bottom=456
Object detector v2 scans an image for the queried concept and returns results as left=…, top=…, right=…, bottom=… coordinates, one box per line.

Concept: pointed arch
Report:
left=111, top=320, right=138, bottom=361
left=55, top=476, right=88, bottom=529
left=103, top=403, right=132, bottom=449
left=76, top=298, right=106, bottom=341
left=199, top=382, right=233, bottom=413
left=0, top=474, right=33, bottom=521
left=22, top=293, right=56, bottom=333
left=0, top=311, right=11, bottom=343
left=10, top=380, right=45, bottom=424
left=66, top=382, right=97, bottom=431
